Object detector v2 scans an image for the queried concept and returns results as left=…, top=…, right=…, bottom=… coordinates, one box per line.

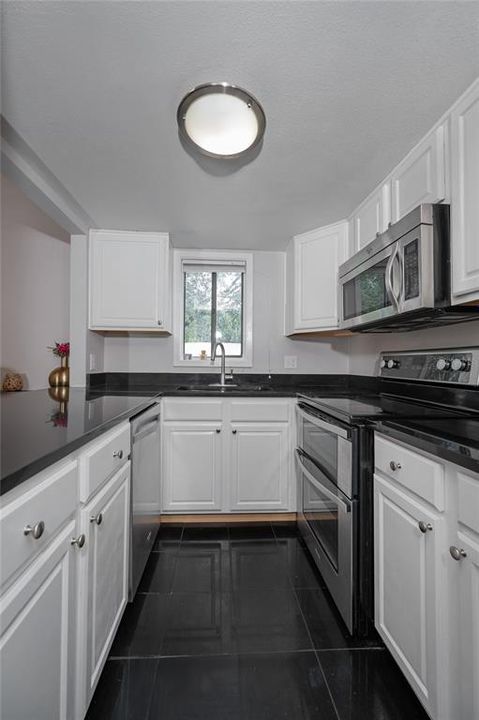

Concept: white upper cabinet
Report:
left=450, top=79, right=479, bottom=302
left=391, top=123, right=446, bottom=222
left=350, top=181, right=391, bottom=254
left=285, top=220, right=348, bottom=334
left=89, top=229, right=171, bottom=331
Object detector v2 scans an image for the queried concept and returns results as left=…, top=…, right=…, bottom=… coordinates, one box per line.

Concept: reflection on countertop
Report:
left=1, top=388, right=159, bottom=496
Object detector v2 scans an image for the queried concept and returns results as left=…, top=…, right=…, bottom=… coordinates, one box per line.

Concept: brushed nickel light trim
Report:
left=177, top=82, right=266, bottom=159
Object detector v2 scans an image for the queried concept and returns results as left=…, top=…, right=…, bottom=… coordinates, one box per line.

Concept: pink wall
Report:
left=1, top=175, right=71, bottom=389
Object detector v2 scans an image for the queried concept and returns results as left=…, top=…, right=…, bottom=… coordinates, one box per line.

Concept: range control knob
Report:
left=451, top=357, right=468, bottom=372
left=380, top=359, right=386, bottom=369
left=387, top=359, right=400, bottom=370
left=436, top=358, right=451, bottom=372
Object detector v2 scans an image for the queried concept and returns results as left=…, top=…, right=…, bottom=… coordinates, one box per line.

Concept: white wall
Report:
left=349, top=320, right=479, bottom=375
left=103, top=251, right=351, bottom=375
left=1, top=175, right=71, bottom=389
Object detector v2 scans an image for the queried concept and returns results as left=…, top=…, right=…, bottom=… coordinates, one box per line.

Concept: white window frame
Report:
left=173, top=249, right=253, bottom=368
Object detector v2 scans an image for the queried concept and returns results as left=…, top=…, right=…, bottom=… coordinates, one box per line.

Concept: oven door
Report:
left=295, top=448, right=354, bottom=632
left=296, top=403, right=352, bottom=498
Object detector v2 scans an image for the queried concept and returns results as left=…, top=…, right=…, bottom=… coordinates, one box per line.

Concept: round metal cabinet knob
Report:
left=216, top=428, right=221, bottom=433
left=389, top=461, right=402, bottom=471
left=71, top=534, right=86, bottom=549
left=449, top=546, right=467, bottom=561
left=90, top=512, right=103, bottom=525
left=232, top=429, right=237, bottom=434
left=418, top=521, right=433, bottom=533
left=113, top=450, right=123, bottom=459
left=157, top=320, right=163, bottom=326
left=23, top=521, right=45, bottom=539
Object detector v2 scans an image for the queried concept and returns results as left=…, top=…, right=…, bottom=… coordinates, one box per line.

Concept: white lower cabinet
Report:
left=450, top=530, right=479, bottom=720
left=75, top=463, right=130, bottom=716
left=162, top=398, right=293, bottom=513
left=374, top=474, right=445, bottom=718
left=229, top=423, right=289, bottom=510
left=375, top=433, right=479, bottom=720
left=162, top=424, right=222, bottom=512
left=0, top=520, right=77, bottom=720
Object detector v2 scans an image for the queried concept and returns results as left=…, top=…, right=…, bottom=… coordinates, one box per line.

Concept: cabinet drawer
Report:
left=230, top=399, right=290, bottom=422
left=375, top=434, right=445, bottom=510
left=163, top=399, right=223, bottom=421
left=0, top=458, right=78, bottom=588
left=79, top=423, right=131, bottom=502
left=457, top=469, right=479, bottom=535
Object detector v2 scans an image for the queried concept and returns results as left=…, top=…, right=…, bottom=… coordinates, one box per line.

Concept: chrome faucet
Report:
left=211, top=342, right=226, bottom=386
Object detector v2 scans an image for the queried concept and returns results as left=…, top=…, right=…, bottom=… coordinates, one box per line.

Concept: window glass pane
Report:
left=216, top=271, right=243, bottom=357
left=184, top=271, right=212, bottom=359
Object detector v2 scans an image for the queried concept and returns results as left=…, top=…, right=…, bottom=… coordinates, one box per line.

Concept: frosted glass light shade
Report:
left=178, top=83, right=266, bottom=158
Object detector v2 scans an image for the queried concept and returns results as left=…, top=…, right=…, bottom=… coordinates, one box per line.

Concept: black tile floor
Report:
left=87, top=523, right=430, bottom=720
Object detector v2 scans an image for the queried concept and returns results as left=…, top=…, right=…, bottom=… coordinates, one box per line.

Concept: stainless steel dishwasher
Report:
left=129, top=402, right=161, bottom=600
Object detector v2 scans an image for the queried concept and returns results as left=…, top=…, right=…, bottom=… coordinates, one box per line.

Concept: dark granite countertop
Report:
left=374, top=417, right=479, bottom=474
left=4, top=371, right=477, bottom=500
left=2, top=374, right=369, bottom=498
left=1, top=389, right=160, bottom=497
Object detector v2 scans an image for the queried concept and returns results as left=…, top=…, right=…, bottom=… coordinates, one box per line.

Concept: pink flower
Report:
left=48, top=341, right=70, bottom=358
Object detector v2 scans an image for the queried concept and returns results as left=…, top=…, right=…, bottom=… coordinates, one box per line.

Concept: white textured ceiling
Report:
left=2, top=1, right=479, bottom=250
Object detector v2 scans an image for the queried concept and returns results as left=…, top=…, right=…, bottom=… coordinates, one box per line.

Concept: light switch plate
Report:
left=284, top=355, right=297, bottom=369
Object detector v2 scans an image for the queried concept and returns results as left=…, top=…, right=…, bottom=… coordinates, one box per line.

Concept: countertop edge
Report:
left=374, top=420, right=479, bottom=474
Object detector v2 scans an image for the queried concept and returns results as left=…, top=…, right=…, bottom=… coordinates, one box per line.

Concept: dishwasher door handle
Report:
left=132, top=416, right=161, bottom=443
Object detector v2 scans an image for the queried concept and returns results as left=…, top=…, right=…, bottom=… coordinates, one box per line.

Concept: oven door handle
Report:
left=295, top=448, right=351, bottom=514
left=296, top=405, right=350, bottom=440
left=385, top=244, right=400, bottom=311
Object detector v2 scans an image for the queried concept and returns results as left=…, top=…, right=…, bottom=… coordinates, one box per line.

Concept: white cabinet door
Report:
left=229, top=423, right=289, bottom=511
left=391, top=124, right=446, bottom=223
left=451, top=80, right=479, bottom=300
left=287, top=220, right=348, bottom=333
left=374, top=474, right=444, bottom=718
left=0, top=520, right=76, bottom=720
left=351, top=182, right=391, bottom=253
left=449, top=530, right=479, bottom=720
left=162, top=424, right=222, bottom=512
left=89, top=229, right=170, bottom=330
left=77, top=464, right=130, bottom=713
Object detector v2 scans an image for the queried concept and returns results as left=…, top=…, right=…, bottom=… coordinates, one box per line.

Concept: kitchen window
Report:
left=173, top=251, right=253, bottom=366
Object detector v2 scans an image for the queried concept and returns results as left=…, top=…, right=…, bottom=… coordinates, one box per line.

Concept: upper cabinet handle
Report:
left=389, top=461, right=402, bottom=471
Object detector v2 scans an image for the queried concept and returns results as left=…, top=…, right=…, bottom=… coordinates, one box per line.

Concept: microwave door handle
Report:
left=385, top=245, right=400, bottom=311
left=295, top=448, right=351, bottom=514
left=398, top=246, right=405, bottom=308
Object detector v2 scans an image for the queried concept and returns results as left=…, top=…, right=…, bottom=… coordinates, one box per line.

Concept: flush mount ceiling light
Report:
left=177, top=82, right=266, bottom=159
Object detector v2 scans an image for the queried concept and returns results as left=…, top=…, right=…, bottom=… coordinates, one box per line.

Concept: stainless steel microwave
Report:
left=338, top=204, right=479, bottom=332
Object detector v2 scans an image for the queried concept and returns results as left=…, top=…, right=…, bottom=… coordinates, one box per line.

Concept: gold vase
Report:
left=48, top=356, right=70, bottom=388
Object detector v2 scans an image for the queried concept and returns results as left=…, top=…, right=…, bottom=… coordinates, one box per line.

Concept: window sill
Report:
left=173, top=358, right=252, bottom=369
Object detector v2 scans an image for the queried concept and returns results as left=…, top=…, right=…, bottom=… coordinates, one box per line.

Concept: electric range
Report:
left=295, top=347, right=479, bottom=638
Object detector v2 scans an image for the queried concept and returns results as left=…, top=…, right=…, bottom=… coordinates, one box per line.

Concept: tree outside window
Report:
left=183, top=269, right=243, bottom=359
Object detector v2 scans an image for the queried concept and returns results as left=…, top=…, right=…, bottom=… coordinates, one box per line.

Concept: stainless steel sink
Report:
left=175, top=384, right=272, bottom=392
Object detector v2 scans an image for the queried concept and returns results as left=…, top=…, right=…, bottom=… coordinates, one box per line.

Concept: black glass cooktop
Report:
left=298, top=393, right=476, bottom=424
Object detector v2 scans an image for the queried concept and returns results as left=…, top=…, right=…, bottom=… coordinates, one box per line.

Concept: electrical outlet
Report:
left=284, top=355, right=297, bottom=369
left=89, top=353, right=96, bottom=371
